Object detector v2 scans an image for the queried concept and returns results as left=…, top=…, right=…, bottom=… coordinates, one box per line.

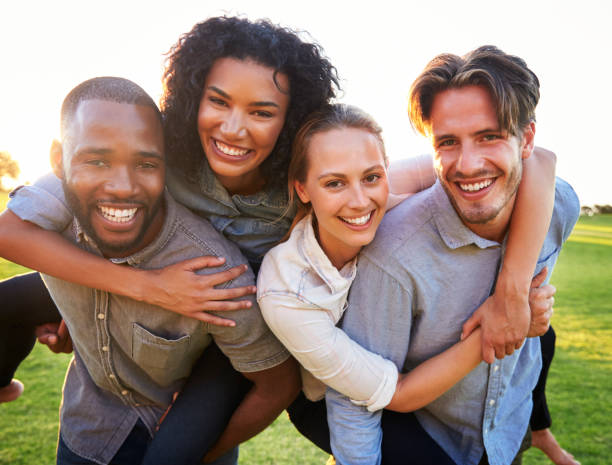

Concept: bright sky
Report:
left=1, top=0, right=610, bottom=205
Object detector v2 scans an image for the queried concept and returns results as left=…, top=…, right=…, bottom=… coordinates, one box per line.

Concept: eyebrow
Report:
left=433, top=127, right=501, bottom=142
left=74, top=147, right=163, bottom=160
left=207, top=86, right=281, bottom=108
left=317, top=164, right=385, bottom=180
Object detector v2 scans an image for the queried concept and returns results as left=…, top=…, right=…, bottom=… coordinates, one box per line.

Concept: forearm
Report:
left=203, top=358, right=300, bottom=462
left=388, top=154, right=435, bottom=195
left=0, top=209, right=149, bottom=301
left=260, top=296, right=397, bottom=408
left=386, top=329, right=481, bottom=412
left=497, top=147, right=556, bottom=294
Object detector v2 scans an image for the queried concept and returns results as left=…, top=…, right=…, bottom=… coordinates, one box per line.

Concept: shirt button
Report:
left=102, top=346, right=109, bottom=352
left=493, top=365, right=499, bottom=372
left=121, top=390, right=129, bottom=396
left=97, top=313, right=105, bottom=319
left=109, top=374, right=116, bottom=379
left=489, top=399, right=496, bottom=406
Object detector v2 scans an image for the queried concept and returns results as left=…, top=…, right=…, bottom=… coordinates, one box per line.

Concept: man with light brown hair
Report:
left=327, top=45, right=579, bottom=465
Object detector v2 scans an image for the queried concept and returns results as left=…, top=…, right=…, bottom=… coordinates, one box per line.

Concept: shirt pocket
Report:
left=131, top=323, right=192, bottom=387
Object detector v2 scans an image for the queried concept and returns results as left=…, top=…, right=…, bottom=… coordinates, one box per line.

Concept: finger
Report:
left=204, top=285, right=256, bottom=302
left=203, top=265, right=249, bottom=287
left=191, top=312, right=236, bottom=327
left=461, top=313, right=481, bottom=340
left=530, top=267, right=548, bottom=288
left=494, top=343, right=505, bottom=360
left=482, top=341, right=495, bottom=364
left=505, top=343, right=515, bottom=356
left=199, top=300, right=253, bottom=312
left=58, top=320, right=69, bottom=338
left=182, top=255, right=227, bottom=272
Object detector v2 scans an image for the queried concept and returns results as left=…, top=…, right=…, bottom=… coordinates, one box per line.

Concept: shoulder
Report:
left=551, top=177, right=580, bottom=243
left=360, top=187, right=437, bottom=271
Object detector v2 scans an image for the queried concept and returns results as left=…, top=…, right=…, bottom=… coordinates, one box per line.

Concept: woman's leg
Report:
left=0, top=272, right=61, bottom=397
left=381, top=410, right=456, bottom=465
left=141, top=343, right=252, bottom=465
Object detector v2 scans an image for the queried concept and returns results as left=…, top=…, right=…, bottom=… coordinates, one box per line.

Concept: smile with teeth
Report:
left=214, top=139, right=250, bottom=157
left=340, top=212, right=373, bottom=225
left=99, top=206, right=138, bottom=223
left=458, top=179, right=493, bottom=192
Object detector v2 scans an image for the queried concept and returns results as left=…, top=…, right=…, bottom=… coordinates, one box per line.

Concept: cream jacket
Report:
left=257, top=214, right=398, bottom=412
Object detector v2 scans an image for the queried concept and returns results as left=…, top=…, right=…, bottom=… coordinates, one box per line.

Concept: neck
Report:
left=217, top=169, right=266, bottom=196
left=313, top=218, right=360, bottom=270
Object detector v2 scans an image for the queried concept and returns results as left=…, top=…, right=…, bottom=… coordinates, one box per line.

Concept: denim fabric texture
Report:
left=327, top=179, right=580, bottom=465
left=166, top=162, right=295, bottom=266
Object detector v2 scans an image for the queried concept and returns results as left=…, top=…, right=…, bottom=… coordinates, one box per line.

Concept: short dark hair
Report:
left=408, top=45, right=540, bottom=137
left=60, top=76, right=161, bottom=139
left=161, top=16, right=340, bottom=186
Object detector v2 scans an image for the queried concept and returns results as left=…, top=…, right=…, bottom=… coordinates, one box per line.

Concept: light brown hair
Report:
left=408, top=45, right=540, bottom=137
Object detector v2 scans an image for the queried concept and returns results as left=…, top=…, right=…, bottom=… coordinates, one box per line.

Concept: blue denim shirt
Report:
left=166, top=162, right=294, bottom=266
left=326, top=179, right=579, bottom=465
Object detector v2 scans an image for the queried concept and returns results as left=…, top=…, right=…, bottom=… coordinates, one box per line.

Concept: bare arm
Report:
left=462, top=146, right=556, bottom=363
left=386, top=154, right=436, bottom=210
left=203, top=357, right=301, bottom=462
left=0, top=209, right=254, bottom=325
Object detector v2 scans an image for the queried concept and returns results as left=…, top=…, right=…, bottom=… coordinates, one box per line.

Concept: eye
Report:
left=85, top=159, right=108, bottom=167
left=325, top=179, right=344, bottom=189
left=208, top=96, right=228, bottom=107
left=252, top=109, right=274, bottom=118
left=364, top=173, right=381, bottom=184
left=438, top=139, right=456, bottom=147
left=482, top=134, right=502, bottom=141
left=137, top=161, right=158, bottom=169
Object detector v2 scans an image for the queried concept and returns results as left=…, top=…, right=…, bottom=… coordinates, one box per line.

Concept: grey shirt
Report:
left=9, top=185, right=290, bottom=465
left=326, top=179, right=580, bottom=465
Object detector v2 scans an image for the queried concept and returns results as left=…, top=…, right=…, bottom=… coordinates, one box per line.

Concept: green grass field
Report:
left=0, top=190, right=610, bottom=464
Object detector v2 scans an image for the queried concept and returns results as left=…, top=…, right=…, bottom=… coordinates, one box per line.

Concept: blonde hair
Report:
left=284, top=104, right=386, bottom=238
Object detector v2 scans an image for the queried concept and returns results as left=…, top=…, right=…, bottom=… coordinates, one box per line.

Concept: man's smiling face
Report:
left=55, top=99, right=166, bottom=257
left=429, top=85, right=534, bottom=240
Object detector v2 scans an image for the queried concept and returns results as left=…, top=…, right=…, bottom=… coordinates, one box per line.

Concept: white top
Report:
left=257, top=214, right=398, bottom=412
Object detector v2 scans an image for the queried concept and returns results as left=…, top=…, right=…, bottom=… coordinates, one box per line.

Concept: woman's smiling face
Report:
left=295, top=127, right=389, bottom=269
left=197, top=57, right=290, bottom=195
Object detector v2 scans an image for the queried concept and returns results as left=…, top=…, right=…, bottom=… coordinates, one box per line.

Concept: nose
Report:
left=347, top=184, right=370, bottom=210
left=455, top=142, right=485, bottom=177
left=220, top=109, right=247, bottom=140
left=104, top=165, right=138, bottom=199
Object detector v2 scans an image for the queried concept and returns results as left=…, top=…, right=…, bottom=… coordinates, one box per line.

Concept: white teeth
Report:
left=99, top=206, right=137, bottom=223
left=341, top=212, right=372, bottom=225
left=459, top=179, right=493, bottom=192
left=215, top=140, right=249, bottom=157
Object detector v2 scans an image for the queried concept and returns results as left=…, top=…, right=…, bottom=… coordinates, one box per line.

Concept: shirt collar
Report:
left=300, top=213, right=358, bottom=295
left=429, top=181, right=500, bottom=250
left=199, top=159, right=290, bottom=211
left=74, top=190, right=178, bottom=266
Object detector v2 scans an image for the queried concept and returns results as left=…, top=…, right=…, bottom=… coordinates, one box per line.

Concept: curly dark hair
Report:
left=161, top=16, right=340, bottom=187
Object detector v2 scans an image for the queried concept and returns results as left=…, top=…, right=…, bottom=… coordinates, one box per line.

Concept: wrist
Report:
left=495, top=269, right=530, bottom=302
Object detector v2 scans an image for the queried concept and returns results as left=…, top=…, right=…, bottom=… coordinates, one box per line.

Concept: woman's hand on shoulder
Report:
left=140, top=256, right=257, bottom=327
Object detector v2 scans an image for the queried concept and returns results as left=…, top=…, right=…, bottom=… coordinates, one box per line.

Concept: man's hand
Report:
left=462, top=268, right=549, bottom=363
left=527, top=269, right=555, bottom=337
left=35, top=320, right=73, bottom=354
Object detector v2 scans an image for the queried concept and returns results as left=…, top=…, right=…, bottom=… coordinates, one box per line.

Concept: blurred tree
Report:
left=0, top=151, right=20, bottom=192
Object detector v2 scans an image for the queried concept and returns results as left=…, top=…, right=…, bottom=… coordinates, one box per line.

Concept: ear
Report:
left=294, top=180, right=310, bottom=204
left=520, top=121, right=536, bottom=160
left=50, top=140, right=65, bottom=179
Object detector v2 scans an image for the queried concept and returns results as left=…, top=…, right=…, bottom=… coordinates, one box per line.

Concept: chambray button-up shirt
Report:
left=8, top=184, right=290, bottom=465
left=326, top=179, right=579, bottom=465
left=166, top=161, right=294, bottom=266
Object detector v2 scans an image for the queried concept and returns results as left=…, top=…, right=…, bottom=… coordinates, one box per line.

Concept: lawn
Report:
left=0, top=190, right=610, bottom=464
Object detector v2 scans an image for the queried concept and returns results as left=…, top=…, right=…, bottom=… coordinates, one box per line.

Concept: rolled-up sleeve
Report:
left=259, top=293, right=398, bottom=411
left=8, top=173, right=72, bottom=231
